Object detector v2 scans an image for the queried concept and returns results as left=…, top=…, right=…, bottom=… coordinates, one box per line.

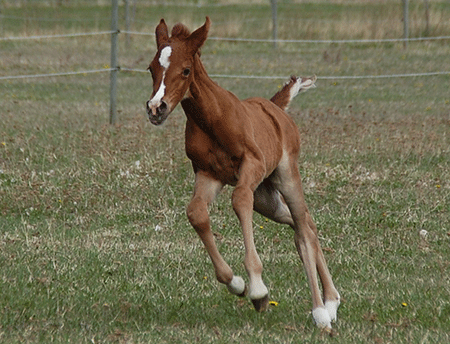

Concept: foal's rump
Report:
left=242, top=97, right=301, bottom=170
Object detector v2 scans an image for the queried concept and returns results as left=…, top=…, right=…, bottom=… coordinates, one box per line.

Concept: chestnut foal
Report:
left=146, top=17, right=340, bottom=329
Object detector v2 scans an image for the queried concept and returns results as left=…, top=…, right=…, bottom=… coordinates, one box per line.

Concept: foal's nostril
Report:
left=158, top=100, right=168, bottom=113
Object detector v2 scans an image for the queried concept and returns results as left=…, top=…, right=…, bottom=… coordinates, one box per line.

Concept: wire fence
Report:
left=1, top=2, right=450, bottom=123
left=2, top=29, right=450, bottom=81
left=0, top=30, right=116, bottom=81
left=0, top=68, right=114, bottom=81
left=0, top=14, right=110, bottom=23
left=121, top=67, right=450, bottom=81
left=0, top=30, right=114, bottom=41
left=116, top=29, right=450, bottom=45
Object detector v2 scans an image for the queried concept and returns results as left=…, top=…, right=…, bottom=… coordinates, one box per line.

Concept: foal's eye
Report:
left=182, top=68, right=191, bottom=77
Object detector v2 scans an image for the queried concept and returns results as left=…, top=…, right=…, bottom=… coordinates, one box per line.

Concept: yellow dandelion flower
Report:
left=402, top=302, right=408, bottom=307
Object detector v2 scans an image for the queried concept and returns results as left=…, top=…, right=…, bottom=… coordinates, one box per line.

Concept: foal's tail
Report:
left=270, top=75, right=317, bottom=111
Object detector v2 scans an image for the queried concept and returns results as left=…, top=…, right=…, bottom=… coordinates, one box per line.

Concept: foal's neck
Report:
left=186, top=54, right=240, bottom=123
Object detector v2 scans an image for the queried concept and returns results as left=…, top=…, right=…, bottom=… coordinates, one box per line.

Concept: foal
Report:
left=145, top=17, right=340, bottom=329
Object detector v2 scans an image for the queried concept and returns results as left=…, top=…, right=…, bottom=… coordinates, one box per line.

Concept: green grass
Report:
left=1, top=1, right=450, bottom=343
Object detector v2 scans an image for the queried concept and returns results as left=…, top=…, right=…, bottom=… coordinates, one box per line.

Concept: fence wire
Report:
left=0, top=68, right=115, bottom=81
left=0, top=31, right=115, bottom=41
left=3, top=29, right=449, bottom=44
left=121, top=30, right=450, bottom=44
left=0, top=14, right=110, bottom=23
left=121, top=68, right=450, bottom=81
left=1, top=30, right=450, bottom=81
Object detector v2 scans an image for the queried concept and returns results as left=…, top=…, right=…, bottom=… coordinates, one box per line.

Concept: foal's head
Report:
left=146, top=17, right=211, bottom=125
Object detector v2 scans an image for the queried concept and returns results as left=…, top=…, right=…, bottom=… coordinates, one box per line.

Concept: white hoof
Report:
left=325, top=298, right=340, bottom=322
left=312, top=307, right=332, bottom=329
left=227, top=276, right=246, bottom=296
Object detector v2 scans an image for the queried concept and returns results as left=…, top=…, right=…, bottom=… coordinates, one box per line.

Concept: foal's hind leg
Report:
left=187, top=171, right=247, bottom=297
left=272, top=155, right=340, bottom=329
left=305, top=211, right=340, bottom=323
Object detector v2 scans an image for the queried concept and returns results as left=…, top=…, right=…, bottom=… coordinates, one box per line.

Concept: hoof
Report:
left=251, top=294, right=269, bottom=312
left=237, top=284, right=248, bottom=298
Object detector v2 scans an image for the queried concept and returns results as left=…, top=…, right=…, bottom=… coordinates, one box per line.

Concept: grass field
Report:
left=1, top=1, right=450, bottom=343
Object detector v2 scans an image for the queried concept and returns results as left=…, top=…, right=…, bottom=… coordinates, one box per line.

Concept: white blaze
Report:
left=149, top=46, right=172, bottom=107
left=151, top=80, right=166, bottom=106
left=159, top=46, right=172, bottom=69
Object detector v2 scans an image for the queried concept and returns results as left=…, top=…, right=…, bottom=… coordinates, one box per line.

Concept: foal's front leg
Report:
left=232, top=159, right=269, bottom=311
left=186, top=171, right=246, bottom=297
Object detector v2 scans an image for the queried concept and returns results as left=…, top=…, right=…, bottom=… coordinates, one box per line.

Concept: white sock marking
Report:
left=227, top=276, right=246, bottom=295
left=325, top=299, right=340, bottom=322
left=248, top=276, right=268, bottom=300
left=312, top=307, right=332, bottom=329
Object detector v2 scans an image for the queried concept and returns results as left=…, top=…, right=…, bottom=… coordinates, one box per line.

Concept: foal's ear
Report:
left=155, top=18, right=169, bottom=48
left=186, top=16, right=211, bottom=55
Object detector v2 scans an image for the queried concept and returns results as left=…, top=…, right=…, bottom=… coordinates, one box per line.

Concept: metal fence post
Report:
left=424, top=0, right=430, bottom=36
left=271, top=0, right=278, bottom=48
left=403, top=0, right=409, bottom=49
left=125, top=0, right=130, bottom=48
left=110, top=0, right=119, bottom=125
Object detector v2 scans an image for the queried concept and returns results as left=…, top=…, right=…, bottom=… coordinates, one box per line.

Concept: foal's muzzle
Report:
left=146, top=100, right=169, bottom=125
